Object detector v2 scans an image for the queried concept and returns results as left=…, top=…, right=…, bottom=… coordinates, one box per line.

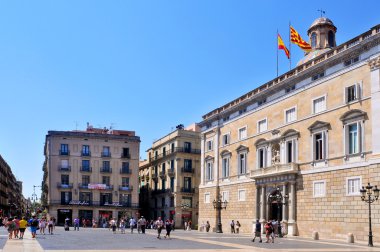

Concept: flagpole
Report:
left=289, top=21, right=291, bottom=70
left=277, top=29, right=279, bottom=77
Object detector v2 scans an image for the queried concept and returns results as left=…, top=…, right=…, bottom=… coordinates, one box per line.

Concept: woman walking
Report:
left=5, top=218, right=15, bottom=239
left=39, top=217, right=46, bottom=235
left=164, top=219, right=172, bottom=239
left=48, top=217, right=54, bottom=234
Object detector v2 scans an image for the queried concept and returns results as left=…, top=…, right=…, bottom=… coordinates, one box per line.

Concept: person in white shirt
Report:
left=155, top=217, right=164, bottom=239
left=129, top=218, right=136, bottom=233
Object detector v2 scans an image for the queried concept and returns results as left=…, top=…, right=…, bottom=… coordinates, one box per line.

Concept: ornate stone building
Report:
left=43, top=125, right=140, bottom=225
left=198, top=17, right=380, bottom=241
left=139, top=124, right=201, bottom=228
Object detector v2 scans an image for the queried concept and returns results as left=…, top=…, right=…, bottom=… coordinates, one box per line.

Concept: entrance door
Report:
left=270, top=202, right=282, bottom=221
left=57, top=209, right=72, bottom=226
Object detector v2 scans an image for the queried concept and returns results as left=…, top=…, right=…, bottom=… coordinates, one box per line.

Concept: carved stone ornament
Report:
left=369, top=55, right=380, bottom=70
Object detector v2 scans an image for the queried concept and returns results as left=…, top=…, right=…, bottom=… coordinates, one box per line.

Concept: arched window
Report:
left=328, top=30, right=335, bottom=47
left=311, top=32, right=317, bottom=48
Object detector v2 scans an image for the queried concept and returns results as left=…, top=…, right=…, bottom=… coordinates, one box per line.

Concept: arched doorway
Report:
left=268, top=188, right=285, bottom=221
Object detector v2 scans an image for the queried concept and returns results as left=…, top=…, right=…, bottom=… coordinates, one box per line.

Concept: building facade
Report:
left=0, top=154, right=25, bottom=217
left=139, top=124, right=201, bottom=228
left=198, top=18, right=380, bottom=241
left=43, top=125, right=140, bottom=225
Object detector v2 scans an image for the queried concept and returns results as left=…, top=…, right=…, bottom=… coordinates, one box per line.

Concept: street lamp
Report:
left=268, top=187, right=288, bottom=238
left=213, top=194, right=228, bottom=233
left=360, top=183, right=379, bottom=247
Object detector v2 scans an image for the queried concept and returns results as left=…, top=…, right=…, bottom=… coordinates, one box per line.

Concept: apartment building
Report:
left=139, top=124, right=201, bottom=228
left=198, top=17, right=380, bottom=241
left=43, top=125, right=140, bottom=225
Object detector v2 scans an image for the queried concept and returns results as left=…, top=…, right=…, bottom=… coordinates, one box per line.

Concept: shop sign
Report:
left=69, top=200, right=90, bottom=206
left=88, top=184, right=107, bottom=190
left=103, top=202, right=123, bottom=207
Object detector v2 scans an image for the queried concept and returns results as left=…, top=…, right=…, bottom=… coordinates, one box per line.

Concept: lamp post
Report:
left=360, top=183, right=379, bottom=247
left=268, top=187, right=288, bottom=238
left=213, top=194, right=228, bottom=233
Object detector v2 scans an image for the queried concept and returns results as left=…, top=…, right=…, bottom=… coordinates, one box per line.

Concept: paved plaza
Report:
left=1, top=226, right=380, bottom=252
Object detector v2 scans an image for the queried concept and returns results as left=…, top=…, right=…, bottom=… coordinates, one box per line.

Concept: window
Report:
left=100, top=193, right=112, bottom=205
left=223, top=116, right=230, bottom=122
left=103, top=161, right=110, bottom=170
left=346, top=122, right=361, bottom=155
left=60, top=144, right=69, bottom=155
left=122, top=177, right=129, bottom=187
left=222, top=157, right=230, bottom=178
left=222, top=133, right=230, bottom=146
left=79, top=192, right=91, bottom=203
left=239, top=108, right=246, bottom=115
left=162, top=179, right=166, bottom=190
left=206, top=140, right=213, bottom=151
left=122, top=162, right=130, bottom=173
left=184, top=177, right=192, bottom=190
left=82, top=160, right=90, bottom=170
left=285, top=85, right=295, bottom=93
left=285, top=107, right=296, bottom=123
left=238, top=153, right=247, bottom=175
left=222, top=191, right=229, bottom=202
left=122, top=148, right=130, bottom=158
left=312, top=72, right=325, bottom=81
left=61, top=175, right=69, bottom=185
left=314, top=132, right=325, bottom=161
left=102, top=146, right=110, bottom=157
left=257, top=148, right=266, bottom=168
left=184, top=159, right=192, bottom=171
left=119, top=194, right=131, bottom=205
left=313, top=180, right=326, bottom=197
left=204, top=193, right=210, bottom=203
left=61, top=192, right=72, bottom=205
left=345, top=83, right=361, bottom=103
left=102, top=176, right=110, bottom=186
left=311, top=32, right=317, bottom=48
left=257, top=119, right=267, bottom=133
left=344, top=57, right=359, bottom=67
left=347, top=176, right=361, bottom=196
left=162, top=147, right=166, bottom=156
left=238, top=189, right=246, bottom=201
left=170, top=159, right=175, bottom=170
left=170, top=177, right=175, bottom=190
left=206, top=162, right=213, bottom=181
left=82, top=175, right=90, bottom=185
left=171, top=143, right=175, bottom=153
left=328, top=30, right=335, bottom=47
left=170, top=196, right=175, bottom=207
left=184, top=142, right=191, bottom=153
left=61, top=159, right=69, bottom=169
left=238, top=127, right=247, bottom=140
left=82, top=145, right=90, bottom=156
left=286, top=140, right=294, bottom=163
left=258, top=98, right=267, bottom=106
left=162, top=163, right=166, bottom=173
left=313, top=96, right=326, bottom=114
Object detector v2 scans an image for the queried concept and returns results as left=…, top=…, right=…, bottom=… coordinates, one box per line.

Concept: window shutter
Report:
left=322, top=131, right=326, bottom=160
left=356, top=82, right=362, bottom=100
left=344, top=125, right=348, bottom=156
left=344, top=86, right=348, bottom=103
left=358, top=122, right=362, bottom=153
left=311, top=134, right=316, bottom=161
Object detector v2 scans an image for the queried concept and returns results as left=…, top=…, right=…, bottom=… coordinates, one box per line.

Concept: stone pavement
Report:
left=1, top=226, right=380, bottom=252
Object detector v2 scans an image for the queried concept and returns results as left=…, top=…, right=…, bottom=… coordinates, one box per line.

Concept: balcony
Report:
left=100, top=167, right=112, bottom=173
left=120, top=168, right=132, bottom=174
left=167, top=169, right=175, bottom=177
left=121, top=153, right=131, bottom=159
left=119, top=185, right=133, bottom=191
left=58, top=166, right=71, bottom=172
left=159, top=171, right=166, bottom=179
left=181, top=167, right=194, bottom=174
left=149, top=147, right=201, bottom=162
left=80, top=166, right=92, bottom=172
left=101, top=152, right=111, bottom=158
left=49, top=200, right=139, bottom=208
left=81, top=151, right=91, bottom=157
left=181, top=187, right=195, bottom=193
left=250, top=163, right=299, bottom=179
left=59, top=150, right=70, bottom=156
left=104, top=185, right=113, bottom=190
left=151, top=189, right=172, bottom=195
left=78, top=183, right=89, bottom=189
left=57, top=183, right=73, bottom=189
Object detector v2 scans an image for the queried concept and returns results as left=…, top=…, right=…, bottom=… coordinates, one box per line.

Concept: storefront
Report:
left=79, top=210, right=93, bottom=226
left=98, top=210, right=112, bottom=228
left=57, top=209, right=72, bottom=226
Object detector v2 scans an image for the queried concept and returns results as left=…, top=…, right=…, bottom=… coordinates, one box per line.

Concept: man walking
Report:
left=230, top=220, right=235, bottom=234
left=155, top=217, right=164, bottom=239
left=129, top=218, right=136, bottom=233
left=252, top=219, right=262, bottom=243
left=140, top=216, right=147, bottom=234
left=74, top=217, right=80, bottom=231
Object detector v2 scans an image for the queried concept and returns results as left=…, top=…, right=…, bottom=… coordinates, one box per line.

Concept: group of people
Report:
left=2, top=215, right=55, bottom=240
left=252, top=219, right=286, bottom=243
left=229, top=220, right=242, bottom=234
left=154, top=217, right=173, bottom=239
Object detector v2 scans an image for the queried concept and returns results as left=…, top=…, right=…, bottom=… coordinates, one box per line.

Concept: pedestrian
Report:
left=13, top=216, right=20, bottom=238
left=5, top=217, right=15, bottom=239
left=110, top=218, right=117, bottom=234
left=39, top=217, right=46, bottom=234
left=252, top=219, right=262, bottom=243
left=281, top=221, right=287, bottom=237
left=206, top=221, right=211, bottom=232
left=230, top=220, right=235, bottom=233
left=155, top=217, right=164, bottom=239
left=129, top=217, right=136, bottom=233
left=74, top=217, right=80, bottom=231
left=272, top=219, right=278, bottom=238
left=19, top=217, right=27, bottom=239
left=171, top=219, right=175, bottom=231
left=140, top=216, right=147, bottom=234
left=187, top=220, right=192, bottom=231
left=30, top=215, right=39, bottom=238
left=164, top=219, right=172, bottom=239
left=235, top=221, right=241, bottom=234
left=184, top=221, right=187, bottom=231
left=82, top=219, right=87, bottom=228
left=265, top=221, right=274, bottom=243
left=48, top=217, right=54, bottom=234
left=120, top=219, right=126, bottom=234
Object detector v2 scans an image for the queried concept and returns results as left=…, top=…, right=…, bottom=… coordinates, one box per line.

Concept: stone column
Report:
left=267, top=145, right=272, bottom=167
left=255, top=186, right=260, bottom=220
left=260, top=186, right=266, bottom=233
left=369, top=55, right=380, bottom=156
left=280, top=141, right=285, bottom=164
left=200, top=135, right=205, bottom=185
left=282, top=183, right=287, bottom=222
left=214, top=128, right=220, bottom=184
left=288, top=182, right=297, bottom=236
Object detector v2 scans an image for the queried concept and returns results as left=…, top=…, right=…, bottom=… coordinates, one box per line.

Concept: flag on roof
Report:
left=290, top=26, right=312, bottom=52
left=278, top=33, right=290, bottom=59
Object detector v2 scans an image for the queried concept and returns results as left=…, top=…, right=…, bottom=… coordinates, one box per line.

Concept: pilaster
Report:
left=369, top=55, right=380, bottom=156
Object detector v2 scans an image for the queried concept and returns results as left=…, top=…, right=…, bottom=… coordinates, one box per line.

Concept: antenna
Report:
left=317, top=9, right=326, bottom=17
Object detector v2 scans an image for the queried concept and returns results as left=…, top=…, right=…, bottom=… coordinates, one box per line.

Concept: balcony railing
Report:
left=121, top=153, right=131, bottom=159
left=100, top=167, right=112, bottom=173
left=180, top=187, right=195, bottom=193
left=120, top=168, right=132, bottom=174
left=119, top=185, right=133, bottom=191
left=81, top=151, right=91, bottom=157
left=78, top=183, right=89, bottom=189
left=181, top=167, right=194, bottom=174
left=49, top=200, right=139, bottom=208
left=104, top=185, right=113, bottom=190
left=58, top=166, right=71, bottom=172
left=149, top=147, right=201, bottom=162
left=101, top=152, right=111, bottom=158
left=59, top=150, right=70, bottom=156
left=250, top=163, right=299, bottom=179
left=57, top=183, right=73, bottom=189
left=80, top=167, right=92, bottom=172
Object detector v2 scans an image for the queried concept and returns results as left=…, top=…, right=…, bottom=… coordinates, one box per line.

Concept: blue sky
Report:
left=0, top=0, right=379, bottom=199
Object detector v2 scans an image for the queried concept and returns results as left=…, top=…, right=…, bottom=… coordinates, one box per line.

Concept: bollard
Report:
left=347, top=233, right=354, bottom=243
left=312, top=231, right=319, bottom=240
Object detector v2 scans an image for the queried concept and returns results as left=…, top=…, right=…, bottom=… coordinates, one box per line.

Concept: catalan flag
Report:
left=278, top=33, right=290, bottom=59
left=290, top=26, right=312, bottom=52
